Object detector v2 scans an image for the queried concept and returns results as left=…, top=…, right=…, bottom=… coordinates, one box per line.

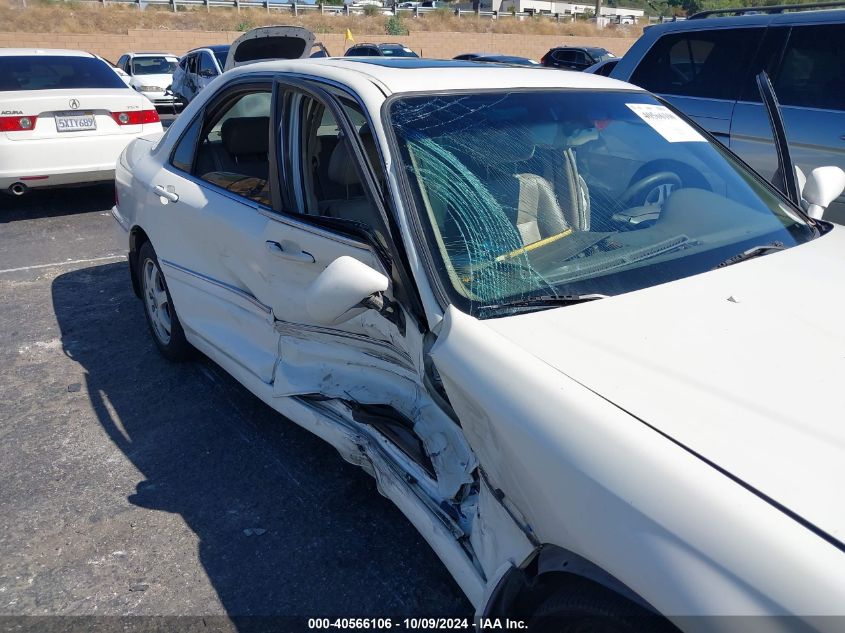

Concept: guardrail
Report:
left=34, top=0, right=608, bottom=21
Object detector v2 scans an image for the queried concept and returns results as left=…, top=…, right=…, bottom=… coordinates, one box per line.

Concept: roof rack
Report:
left=689, top=1, right=845, bottom=19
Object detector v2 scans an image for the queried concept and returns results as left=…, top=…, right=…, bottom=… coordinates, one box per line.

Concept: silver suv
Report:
left=611, top=5, right=845, bottom=223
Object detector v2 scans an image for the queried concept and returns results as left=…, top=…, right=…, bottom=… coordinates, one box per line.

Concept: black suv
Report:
left=541, top=46, right=615, bottom=71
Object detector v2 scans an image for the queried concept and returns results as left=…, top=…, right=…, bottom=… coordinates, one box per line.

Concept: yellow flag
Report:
left=344, top=28, right=355, bottom=44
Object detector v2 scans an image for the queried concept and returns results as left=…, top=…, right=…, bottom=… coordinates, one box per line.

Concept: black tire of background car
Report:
left=137, top=241, right=193, bottom=362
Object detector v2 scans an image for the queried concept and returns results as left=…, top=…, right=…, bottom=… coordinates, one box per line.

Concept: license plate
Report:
left=55, top=112, right=96, bottom=133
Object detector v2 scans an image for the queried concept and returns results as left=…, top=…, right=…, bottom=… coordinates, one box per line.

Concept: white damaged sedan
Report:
left=113, top=56, right=845, bottom=631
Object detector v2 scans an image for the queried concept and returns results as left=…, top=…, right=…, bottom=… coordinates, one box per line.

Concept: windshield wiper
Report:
left=713, top=242, right=785, bottom=270
left=480, top=293, right=607, bottom=314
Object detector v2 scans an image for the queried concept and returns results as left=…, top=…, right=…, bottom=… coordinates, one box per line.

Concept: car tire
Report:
left=528, top=578, right=676, bottom=633
left=137, top=241, right=192, bottom=362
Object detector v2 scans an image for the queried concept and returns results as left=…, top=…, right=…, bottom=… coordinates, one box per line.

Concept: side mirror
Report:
left=802, top=166, right=845, bottom=220
left=306, top=256, right=389, bottom=326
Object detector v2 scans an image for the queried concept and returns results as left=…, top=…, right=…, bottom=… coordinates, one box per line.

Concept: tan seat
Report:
left=320, top=132, right=381, bottom=227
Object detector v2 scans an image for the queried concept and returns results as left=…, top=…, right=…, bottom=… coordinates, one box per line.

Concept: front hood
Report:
left=485, top=228, right=845, bottom=545
left=130, top=75, right=172, bottom=90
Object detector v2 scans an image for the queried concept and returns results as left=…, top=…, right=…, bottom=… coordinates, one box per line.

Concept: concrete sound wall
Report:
left=0, top=29, right=635, bottom=63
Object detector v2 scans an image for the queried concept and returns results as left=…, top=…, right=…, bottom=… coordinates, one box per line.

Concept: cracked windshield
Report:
left=390, top=90, right=817, bottom=316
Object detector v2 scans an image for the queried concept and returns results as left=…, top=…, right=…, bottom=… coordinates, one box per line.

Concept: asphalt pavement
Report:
left=0, top=184, right=471, bottom=631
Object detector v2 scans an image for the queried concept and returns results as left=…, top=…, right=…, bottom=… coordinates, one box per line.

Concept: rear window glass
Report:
left=380, top=46, right=418, bottom=58
left=0, top=55, right=127, bottom=91
left=131, top=56, right=178, bottom=75
left=233, top=37, right=306, bottom=63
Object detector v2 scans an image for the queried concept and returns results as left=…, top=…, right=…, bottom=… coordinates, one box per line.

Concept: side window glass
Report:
left=188, top=55, right=197, bottom=74
left=117, top=55, right=128, bottom=70
left=631, top=29, right=762, bottom=100
left=773, top=25, right=845, bottom=112
left=296, top=94, right=388, bottom=244
left=192, top=90, right=272, bottom=206
left=171, top=115, right=202, bottom=173
left=199, top=52, right=217, bottom=77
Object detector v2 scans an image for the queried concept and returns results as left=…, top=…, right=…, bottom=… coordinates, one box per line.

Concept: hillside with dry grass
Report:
left=0, top=0, right=642, bottom=36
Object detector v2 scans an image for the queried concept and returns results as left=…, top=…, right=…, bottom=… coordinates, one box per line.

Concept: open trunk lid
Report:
left=224, top=26, right=317, bottom=71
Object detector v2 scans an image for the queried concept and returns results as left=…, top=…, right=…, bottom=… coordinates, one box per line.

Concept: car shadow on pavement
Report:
left=1, top=184, right=115, bottom=223
left=51, top=262, right=471, bottom=626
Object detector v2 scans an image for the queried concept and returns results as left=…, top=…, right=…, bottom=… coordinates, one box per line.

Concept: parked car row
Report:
left=5, top=14, right=845, bottom=628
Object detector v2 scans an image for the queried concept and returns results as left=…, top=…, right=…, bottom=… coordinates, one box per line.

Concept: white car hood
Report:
left=130, top=74, right=172, bottom=90
left=485, top=227, right=845, bottom=545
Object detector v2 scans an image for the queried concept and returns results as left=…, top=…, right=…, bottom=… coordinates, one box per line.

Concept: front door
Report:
left=730, top=24, right=845, bottom=223
left=257, top=81, right=424, bottom=407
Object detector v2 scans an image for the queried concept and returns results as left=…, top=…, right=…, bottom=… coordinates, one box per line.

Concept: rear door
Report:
left=730, top=23, right=845, bottom=223
left=629, top=27, right=764, bottom=143
left=224, top=26, right=315, bottom=71
left=551, top=49, right=578, bottom=70
left=140, top=81, right=281, bottom=383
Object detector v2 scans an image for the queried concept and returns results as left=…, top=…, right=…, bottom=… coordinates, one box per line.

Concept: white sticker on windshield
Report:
left=626, top=104, right=706, bottom=143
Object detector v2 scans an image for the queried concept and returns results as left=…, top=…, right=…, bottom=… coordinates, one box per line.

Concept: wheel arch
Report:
left=128, top=225, right=151, bottom=299
left=482, top=544, right=661, bottom=620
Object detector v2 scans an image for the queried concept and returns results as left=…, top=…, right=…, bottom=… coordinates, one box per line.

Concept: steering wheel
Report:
left=620, top=171, right=683, bottom=207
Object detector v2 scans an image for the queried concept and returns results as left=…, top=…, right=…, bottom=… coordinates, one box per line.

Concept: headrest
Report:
left=221, top=117, right=270, bottom=157
left=327, top=127, right=381, bottom=187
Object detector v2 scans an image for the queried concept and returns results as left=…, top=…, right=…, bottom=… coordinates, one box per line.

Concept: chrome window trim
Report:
left=256, top=207, right=372, bottom=250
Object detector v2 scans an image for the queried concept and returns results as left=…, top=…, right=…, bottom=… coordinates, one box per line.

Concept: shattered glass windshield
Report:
left=388, top=90, right=817, bottom=317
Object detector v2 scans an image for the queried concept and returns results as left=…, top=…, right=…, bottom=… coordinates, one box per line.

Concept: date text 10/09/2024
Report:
left=307, top=618, right=527, bottom=630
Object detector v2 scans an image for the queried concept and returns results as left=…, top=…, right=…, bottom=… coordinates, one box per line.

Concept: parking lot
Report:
left=0, top=182, right=470, bottom=626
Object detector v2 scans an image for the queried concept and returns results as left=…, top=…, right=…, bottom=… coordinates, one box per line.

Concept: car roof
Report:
left=644, top=7, right=845, bottom=35
left=126, top=52, right=178, bottom=57
left=476, top=55, right=535, bottom=62
left=227, top=57, right=639, bottom=94
left=185, top=44, right=230, bottom=55
left=0, top=48, right=95, bottom=57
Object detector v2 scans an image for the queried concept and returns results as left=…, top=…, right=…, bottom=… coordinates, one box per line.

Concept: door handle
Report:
left=265, top=240, right=315, bottom=264
left=153, top=184, right=179, bottom=203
